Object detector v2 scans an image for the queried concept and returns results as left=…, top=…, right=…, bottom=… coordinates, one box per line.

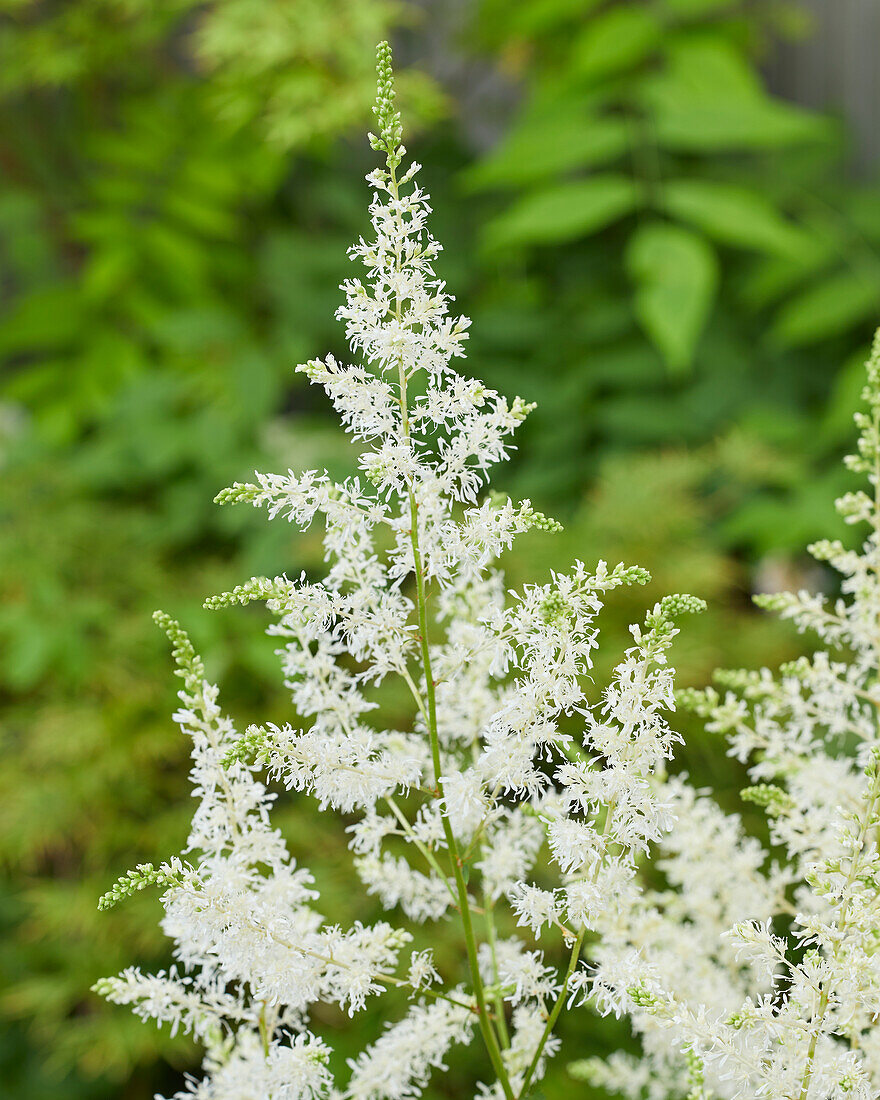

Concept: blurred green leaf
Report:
left=662, top=0, right=738, bottom=13
left=662, top=179, right=812, bottom=257
left=464, top=105, right=629, bottom=191
left=627, top=221, right=718, bottom=371
left=193, top=0, right=445, bottom=149
left=818, top=344, right=874, bottom=446
left=483, top=0, right=605, bottom=36
left=739, top=242, right=833, bottom=309
left=570, top=5, right=661, bottom=82
left=0, top=286, right=83, bottom=356
left=845, top=187, right=880, bottom=244
left=644, top=38, right=827, bottom=150
left=2, top=4, right=879, bottom=1098
left=482, top=175, right=640, bottom=249
left=771, top=270, right=880, bottom=347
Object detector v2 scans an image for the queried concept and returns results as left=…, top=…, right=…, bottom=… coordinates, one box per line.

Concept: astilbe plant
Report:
left=576, top=332, right=880, bottom=1099
left=94, top=42, right=705, bottom=1100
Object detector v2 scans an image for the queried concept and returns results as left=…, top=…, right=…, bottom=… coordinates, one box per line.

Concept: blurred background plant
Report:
left=1, top=1, right=877, bottom=1097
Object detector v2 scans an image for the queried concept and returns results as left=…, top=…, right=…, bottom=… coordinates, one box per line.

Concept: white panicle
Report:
left=345, top=995, right=474, bottom=1100
left=96, top=40, right=701, bottom=1100
left=589, top=331, right=880, bottom=1099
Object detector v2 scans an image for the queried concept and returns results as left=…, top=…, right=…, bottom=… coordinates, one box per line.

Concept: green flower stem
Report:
left=386, top=162, right=513, bottom=1099
left=517, top=799, right=619, bottom=1100
left=406, top=485, right=513, bottom=1100
left=384, top=795, right=459, bottom=909
left=258, top=1001, right=271, bottom=1058
left=517, top=925, right=586, bottom=1100
left=483, top=894, right=511, bottom=1050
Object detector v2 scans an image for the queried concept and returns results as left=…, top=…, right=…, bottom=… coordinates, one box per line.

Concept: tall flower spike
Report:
left=96, top=42, right=698, bottom=1100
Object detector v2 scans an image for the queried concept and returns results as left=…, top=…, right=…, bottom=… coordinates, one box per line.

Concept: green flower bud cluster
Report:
left=518, top=502, right=564, bottom=533
left=844, top=330, right=880, bottom=476
left=778, top=656, right=813, bottom=678
left=214, top=482, right=261, bottom=506
left=363, top=460, right=387, bottom=488
left=752, top=592, right=796, bottom=613
left=298, top=358, right=324, bottom=381
left=862, top=328, right=880, bottom=403
left=97, top=862, right=186, bottom=911
left=741, top=784, right=795, bottom=817
left=713, top=667, right=776, bottom=701
left=509, top=396, right=537, bottom=423
left=714, top=668, right=765, bottom=690
left=368, top=41, right=403, bottom=168
left=675, top=686, right=718, bottom=717
left=835, top=489, right=874, bottom=525
left=222, top=725, right=275, bottom=770
left=539, top=591, right=570, bottom=626
left=684, top=1046, right=708, bottom=1100
left=203, top=576, right=289, bottom=611
left=658, top=593, right=707, bottom=620
left=566, top=1058, right=604, bottom=1084
left=642, top=594, right=705, bottom=654
left=807, top=538, right=845, bottom=563
left=152, top=611, right=204, bottom=692
left=627, top=983, right=662, bottom=1009
left=611, top=564, right=651, bottom=587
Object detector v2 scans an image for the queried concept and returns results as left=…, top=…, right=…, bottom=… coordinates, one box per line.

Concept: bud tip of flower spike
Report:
left=369, top=40, right=403, bottom=166
left=659, top=593, right=706, bottom=619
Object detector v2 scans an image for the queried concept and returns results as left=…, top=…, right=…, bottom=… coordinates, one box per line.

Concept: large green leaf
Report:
left=771, top=270, right=880, bottom=347
left=627, top=221, right=718, bottom=371
left=482, top=175, right=641, bottom=250
left=740, top=247, right=833, bottom=310
left=480, top=0, right=604, bottom=35
left=662, top=0, right=738, bottom=13
left=464, top=107, right=630, bottom=191
left=643, top=39, right=827, bottom=150
left=662, top=179, right=813, bottom=258
left=0, top=286, right=84, bottom=356
left=570, top=5, right=661, bottom=82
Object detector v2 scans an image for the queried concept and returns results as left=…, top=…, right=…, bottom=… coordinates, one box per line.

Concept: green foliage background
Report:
left=1, top=1, right=877, bottom=1097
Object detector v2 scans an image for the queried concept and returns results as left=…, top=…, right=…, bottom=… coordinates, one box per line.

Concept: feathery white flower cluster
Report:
left=96, top=43, right=702, bottom=1100
left=584, top=331, right=880, bottom=1100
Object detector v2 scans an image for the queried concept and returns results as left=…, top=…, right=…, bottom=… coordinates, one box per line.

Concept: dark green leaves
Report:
left=473, top=9, right=848, bottom=376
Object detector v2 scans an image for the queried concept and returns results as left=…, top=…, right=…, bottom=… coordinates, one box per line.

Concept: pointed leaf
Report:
left=465, top=109, right=629, bottom=191
left=627, top=222, right=718, bottom=372
left=662, top=179, right=813, bottom=258
left=482, top=175, right=641, bottom=250
left=772, top=271, right=880, bottom=347
left=643, top=39, right=827, bottom=150
left=570, top=5, right=661, bottom=82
